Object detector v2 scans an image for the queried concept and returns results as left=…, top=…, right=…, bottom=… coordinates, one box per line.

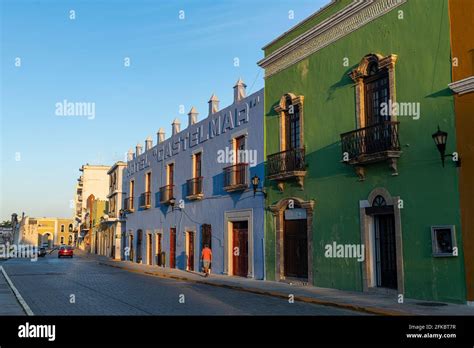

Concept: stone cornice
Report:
left=449, top=76, right=474, bottom=95
left=258, top=0, right=407, bottom=78
left=262, top=0, right=339, bottom=50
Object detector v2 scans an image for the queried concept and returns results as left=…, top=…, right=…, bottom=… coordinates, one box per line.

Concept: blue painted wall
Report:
left=123, top=88, right=265, bottom=279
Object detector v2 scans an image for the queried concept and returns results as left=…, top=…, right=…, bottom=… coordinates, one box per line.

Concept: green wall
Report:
left=264, top=0, right=466, bottom=303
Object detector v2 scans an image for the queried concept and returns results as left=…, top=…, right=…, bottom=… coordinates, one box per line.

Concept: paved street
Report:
left=0, top=253, right=363, bottom=315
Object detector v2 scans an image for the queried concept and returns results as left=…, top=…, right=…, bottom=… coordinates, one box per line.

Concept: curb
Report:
left=97, top=261, right=406, bottom=316
left=0, top=266, right=34, bottom=316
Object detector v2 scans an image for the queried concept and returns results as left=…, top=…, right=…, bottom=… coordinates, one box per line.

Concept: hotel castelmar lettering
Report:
left=127, top=103, right=250, bottom=176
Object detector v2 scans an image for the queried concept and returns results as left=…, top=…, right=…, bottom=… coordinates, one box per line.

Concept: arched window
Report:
left=372, top=195, right=387, bottom=207
left=274, top=93, right=305, bottom=152
left=363, top=60, right=390, bottom=126
left=350, top=53, right=397, bottom=129
left=285, top=95, right=301, bottom=150
left=366, top=193, right=393, bottom=215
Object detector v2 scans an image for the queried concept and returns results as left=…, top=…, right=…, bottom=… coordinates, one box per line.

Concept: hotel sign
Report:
left=126, top=100, right=257, bottom=177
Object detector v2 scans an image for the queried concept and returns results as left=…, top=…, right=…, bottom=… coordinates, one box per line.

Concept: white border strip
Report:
left=258, top=0, right=406, bottom=77
left=449, top=76, right=474, bottom=95
left=0, top=266, right=34, bottom=316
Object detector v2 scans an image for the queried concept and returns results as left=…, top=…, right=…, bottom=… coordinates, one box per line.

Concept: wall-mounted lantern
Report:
left=432, top=126, right=461, bottom=167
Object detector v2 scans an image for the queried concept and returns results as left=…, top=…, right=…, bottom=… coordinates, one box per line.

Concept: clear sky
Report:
left=0, top=0, right=328, bottom=221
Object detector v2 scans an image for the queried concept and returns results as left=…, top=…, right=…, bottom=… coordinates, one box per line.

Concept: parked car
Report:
left=38, top=247, right=47, bottom=257
left=58, top=246, right=74, bottom=258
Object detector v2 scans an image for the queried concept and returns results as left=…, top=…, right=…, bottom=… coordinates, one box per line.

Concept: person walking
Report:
left=201, top=244, right=212, bottom=277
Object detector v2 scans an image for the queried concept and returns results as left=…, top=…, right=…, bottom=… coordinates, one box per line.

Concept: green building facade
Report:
left=258, top=0, right=467, bottom=303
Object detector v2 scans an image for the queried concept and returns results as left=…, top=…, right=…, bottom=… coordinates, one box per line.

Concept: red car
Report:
left=58, top=246, right=74, bottom=258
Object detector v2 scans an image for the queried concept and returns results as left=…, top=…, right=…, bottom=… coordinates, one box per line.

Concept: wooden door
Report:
left=284, top=218, right=308, bottom=279
left=202, top=224, right=212, bottom=249
left=187, top=232, right=194, bottom=271
left=136, top=230, right=142, bottom=263
left=147, top=234, right=152, bottom=265
left=364, top=70, right=389, bottom=126
left=364, top=69, right=390, bottom=153
left=194, top=152, right=202, bottom=178
left=285, top=102, right=301, bottom=150
left=170, top=228, right=176, bottom=268
left=129, top=235, right=134, bottom=261
left=235, top=136, right=246, bottom=185
left=232, top=221, right=248, bottom=277
left=156, top=234, right=162, bottom=266
left=168, top=164, right=174, bottom=185
left=375, top=213, right=397, bottom=289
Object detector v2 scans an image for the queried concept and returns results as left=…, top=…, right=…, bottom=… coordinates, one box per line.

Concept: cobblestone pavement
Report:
left=1, top=253, right=364, bottom=315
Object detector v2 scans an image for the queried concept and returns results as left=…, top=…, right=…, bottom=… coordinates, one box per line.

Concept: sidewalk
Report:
left=79, top=250, right=474, bottom=316
left=0, top=265, right=27, bottom=315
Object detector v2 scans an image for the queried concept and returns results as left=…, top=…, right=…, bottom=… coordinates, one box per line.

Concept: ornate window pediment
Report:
left=349, top=53, right=398, bottom=128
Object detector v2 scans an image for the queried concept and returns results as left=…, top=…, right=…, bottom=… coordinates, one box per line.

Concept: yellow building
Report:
left=20, top=217, right=74, bottom=248
left=448, top=0, right=474, bottom=305
left=57, top=219, right=74, bottom=246
left=36, top=218, right=56, bottom=248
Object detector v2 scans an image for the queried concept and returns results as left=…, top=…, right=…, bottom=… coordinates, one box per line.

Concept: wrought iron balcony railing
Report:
left=223, top=163, right=248, bottom=191
left=267, top=147, right=306, bottom=179
left=139, top=191, right=151, bottom=209
left=340, top=121, right=400, bottom=163
left=124, top=197, right=134, bottom=212
left=187, top=177, right=203, bottom=199
left=159, top=185, right=175, bottom=204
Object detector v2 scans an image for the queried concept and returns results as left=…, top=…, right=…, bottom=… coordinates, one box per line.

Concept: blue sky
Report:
left=0, top=0, right=327, bottom=221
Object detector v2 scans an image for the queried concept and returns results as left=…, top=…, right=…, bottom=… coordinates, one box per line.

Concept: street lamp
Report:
left=432, top=126, right=461, bottom=167
left=119, top=209, right=126, bottom=220
left=251, top=175, right=267, bottom=198
left=169, top=197, right=178, bottom=211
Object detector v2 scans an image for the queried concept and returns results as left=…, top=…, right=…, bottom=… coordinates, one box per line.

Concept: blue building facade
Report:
left=122, top=81, right=265, bottom=279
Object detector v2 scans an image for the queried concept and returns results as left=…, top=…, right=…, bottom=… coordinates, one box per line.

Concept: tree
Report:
left=0, top=220, right=12, bottom=228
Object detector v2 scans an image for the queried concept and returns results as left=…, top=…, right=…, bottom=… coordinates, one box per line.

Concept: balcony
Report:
left=223, top=163, right=248, bottom=192
left=139, top=192, right=151, bottom=209
left=186, top=177, right=203, bottom=200
left=159, top=185, right=175, bottom=205
left=267, top=147, right=307, bottom=188
left=124, top=197, right=134, bottom=212
left=340, top=121, right=401, bottom=179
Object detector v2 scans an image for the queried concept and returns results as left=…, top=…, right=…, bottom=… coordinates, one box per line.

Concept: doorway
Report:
left=136, top=230, right=142, bottom=263
left=187, top=232, right=194, bottom=271
left=283, top=218, right=308, bottom=279
left=147, top=234, right=152, bottom=265
left=232, top=221, right=248, bottom=277
left=170, top=228, right=176, bottom=268
left=374, top=213, right=397, bottom=289
left=361, top=190, right=403, bottom=293
left=129, top=234, right=134, bottom=262
left=156, top=233, right=162, bottom=266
